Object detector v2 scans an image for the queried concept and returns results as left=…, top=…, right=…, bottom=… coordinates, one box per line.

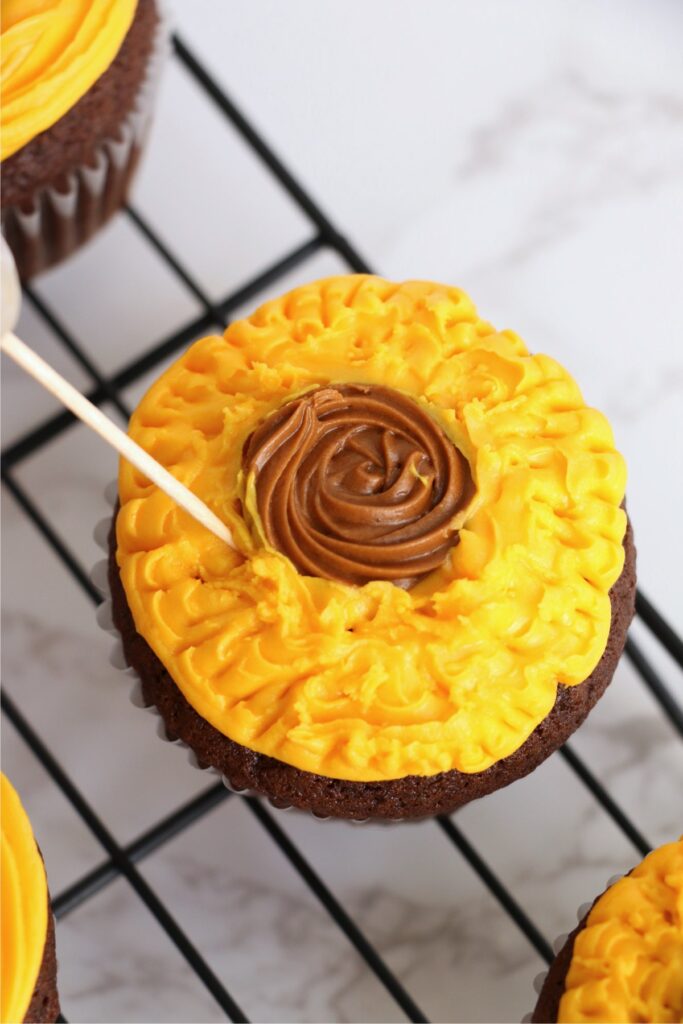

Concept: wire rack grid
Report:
left=2, top=32, right=682, bottom=1024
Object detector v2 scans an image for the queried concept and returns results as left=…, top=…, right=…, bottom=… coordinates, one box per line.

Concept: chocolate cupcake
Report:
left=532, top=837, right=683, bottom=1023
left=1, top=774, right=60, bottom=1023
left=1, top=0, right=168, bottom=280
left=108, top=275, right=636, bottom=820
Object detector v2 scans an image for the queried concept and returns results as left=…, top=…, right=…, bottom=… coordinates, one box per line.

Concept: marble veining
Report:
left=453, top=69, right=683, bottom=270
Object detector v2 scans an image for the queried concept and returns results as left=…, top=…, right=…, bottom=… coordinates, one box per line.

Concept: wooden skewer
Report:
left=1, top=331, right=236, bottom=549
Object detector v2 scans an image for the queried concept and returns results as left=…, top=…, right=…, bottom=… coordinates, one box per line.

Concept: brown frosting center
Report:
left=243, top=384, right=472, bottom=588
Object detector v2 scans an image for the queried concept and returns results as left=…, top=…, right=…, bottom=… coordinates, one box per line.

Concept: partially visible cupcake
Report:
left=1, top=0, right=167, bottom=280
left=1, top=773, right=59, bottom=1024
left=532, top=837, right=683, bottom=1023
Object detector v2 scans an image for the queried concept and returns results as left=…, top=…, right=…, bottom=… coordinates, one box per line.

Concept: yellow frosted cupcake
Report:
left=108, top=275, right=636, bottom=819
left=1, top=0, right=168, bottom=279
left=533, top=837, right=683, bottom=1023
left=1, top=773, right=59, bottom=1024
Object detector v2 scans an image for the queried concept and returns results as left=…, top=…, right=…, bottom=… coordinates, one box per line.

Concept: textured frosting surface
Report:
left=0, top=773, right=48, bottom=1024
left=116, top=275, right=627, bottom=782
left=243, top=383, right=471, bottom=588
left=0, top=0, right=137, bottom=160
left=559, top=838, right=683, bottom=1023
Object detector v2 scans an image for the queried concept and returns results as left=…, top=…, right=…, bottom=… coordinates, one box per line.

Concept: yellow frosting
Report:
left=1, top=774, right=48, bottom=1024
left=0, top=0, right=138, bottom=161
left=559, top=838, right=683, bottom=1023
left=116, top=275, right=627, bottom=782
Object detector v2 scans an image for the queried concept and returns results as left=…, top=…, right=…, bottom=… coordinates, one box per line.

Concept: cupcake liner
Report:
left=94, top=481, right=406, bottom=823
left=523, top=872, right=625, bottom=1023
left=1, top=5, right=172, bottom=280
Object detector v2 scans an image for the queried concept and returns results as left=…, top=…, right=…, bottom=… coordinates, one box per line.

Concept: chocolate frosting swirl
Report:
left=243, top=384, right=471, bottom=588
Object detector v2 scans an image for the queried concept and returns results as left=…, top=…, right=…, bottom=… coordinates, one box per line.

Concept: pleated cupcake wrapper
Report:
left=94, top=480, right=384, bottom=823
left=2, top=4, right=172, bottom=278
left=521, top=873, right=625, bottom=1023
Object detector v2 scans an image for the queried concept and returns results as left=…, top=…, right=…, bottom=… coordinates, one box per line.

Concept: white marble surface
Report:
left=2, top=1, right=683, bottom=1022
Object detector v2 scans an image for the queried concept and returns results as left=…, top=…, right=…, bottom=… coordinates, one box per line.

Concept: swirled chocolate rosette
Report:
left=108, top=275, right=635, bottom=819
left=242, top=384, right=473, bottom=588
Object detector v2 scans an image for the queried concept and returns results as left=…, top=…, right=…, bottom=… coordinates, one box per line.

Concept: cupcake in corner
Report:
left=108, top=275, right=636, bottom=820
left=1, top=773, right=60, bottom=1023
left=1, top=0, right=168, bottom=280
left=532, top=837, right=683, bottom=1023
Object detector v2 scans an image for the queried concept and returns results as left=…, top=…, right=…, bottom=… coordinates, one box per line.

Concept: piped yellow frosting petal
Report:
left=116, top=275, right=627, bottom=783
left=1, top=0, right=138, bottom=160
left=1, top=773, right=48, bottom=1024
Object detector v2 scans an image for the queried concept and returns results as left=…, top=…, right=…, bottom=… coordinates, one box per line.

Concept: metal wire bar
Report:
left=2, top=693, right=248, bottom=1024
left=53, top=783, right=231, bottom=919
left=2, top=471, right=100, bottom=604
left=172, top=36, right=372, bottom=276
left=436, top=816, right=554, bottom=965
left=558, top=745, right=651, bottom=856
left=244, top=797, right=429, bottom=1024
left=1, top=235, right=323, bottom=469
left=636, top=589, right=683, bottom=669
left=1, top=318, right=211, bottom=468
left=124, top=206, right=227, bottom=326
left=23, top=286, right=131, bottom=422
left=625, top=637, right=683, bottom=738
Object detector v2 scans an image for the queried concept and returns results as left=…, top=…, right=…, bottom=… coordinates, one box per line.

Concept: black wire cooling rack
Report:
left=2, top=34, right=683, bottom=1024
